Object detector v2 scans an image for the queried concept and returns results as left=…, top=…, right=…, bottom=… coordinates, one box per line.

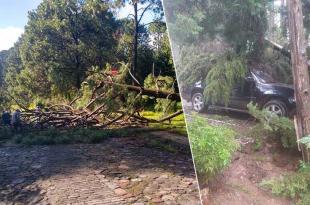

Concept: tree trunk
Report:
left=132, top=1, right=138, bottom=78
left=288, top=0, right=310, bottom=162
left=107, top=81, right=181, bottom=101
left=74, top=5, right=81, bottom=90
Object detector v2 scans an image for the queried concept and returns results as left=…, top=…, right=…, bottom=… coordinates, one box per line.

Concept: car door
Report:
left=228, top=76, right=256, bottom=110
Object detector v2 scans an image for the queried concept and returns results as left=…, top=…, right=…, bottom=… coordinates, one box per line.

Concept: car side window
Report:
left=231, top=76, right=254, bottom=96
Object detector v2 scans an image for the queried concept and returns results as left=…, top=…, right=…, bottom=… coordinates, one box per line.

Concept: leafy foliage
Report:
left=73, top=62, right=151, bottom=118
left=20, top=0, right=118, bottom=94
left=165, top=0, right=271, bottom=55
left=187, top=115, right=238, bottom=180
left=263, top=48, right=292, bottom=84
left=175, top=46, right=215, bottom=90
left=149, top=21, right=175, bottom=77
left=163, top=0, right=271, bottom=103
left=260, top=162, right=310, bottom=205
left=204, top=52, right=247, bottom=105
left=0, top=0, right=175, bottom=117
left=144, top=74, right=177, bottom=114
left=163, top=0, right=305, bottom=104
left=0, top=50, right=9, bottom=85
left=247, top=102, right=297, bottom=148
left=298, top=135, right=310, bottom=149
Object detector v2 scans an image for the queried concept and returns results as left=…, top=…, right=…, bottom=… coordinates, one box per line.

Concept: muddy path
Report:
left=184, top=102, right=301, bottom=205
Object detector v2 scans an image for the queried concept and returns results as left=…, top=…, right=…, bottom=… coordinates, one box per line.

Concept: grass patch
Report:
left=141, top=111, right=187, bottom=135
left=9, top=128, right=131, bottom=145
left=207, top=114, right=231, bottom=121
left=187, top=115, right=239, bottom=181
left=0, top=110, right=187, bottom=146
left=260, top=162, right=310, bottom=205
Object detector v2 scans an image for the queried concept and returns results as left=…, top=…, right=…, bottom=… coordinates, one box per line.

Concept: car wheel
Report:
left=263, top=100, right=288, bottom=117
left=191, top=93, right=206, bottom=112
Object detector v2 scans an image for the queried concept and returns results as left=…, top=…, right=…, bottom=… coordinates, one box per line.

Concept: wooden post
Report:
left=288, top=0, right=310, bottom=162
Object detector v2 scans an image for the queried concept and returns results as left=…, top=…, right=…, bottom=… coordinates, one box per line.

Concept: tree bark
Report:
left=288, top=0, right=310, bottom=162
left=132, top=1, right=138, bottom=77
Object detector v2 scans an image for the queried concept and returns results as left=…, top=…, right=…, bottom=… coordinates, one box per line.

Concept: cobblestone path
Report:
left=0, top=132, right=200, bottom=205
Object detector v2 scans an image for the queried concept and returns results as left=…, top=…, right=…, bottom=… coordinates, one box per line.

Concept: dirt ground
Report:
left=184, top=102, right=301, bottom=205
left=0, top=131, right=200, bottom=205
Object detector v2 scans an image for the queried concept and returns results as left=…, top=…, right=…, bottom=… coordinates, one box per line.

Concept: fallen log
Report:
left=134, top=110, right=183, bottom=124
left=158, top=110, right=183, bottom=123
left=99, top=113, right=126, bottom=128
left=14, top=78, right=182, bottom=129
left=106, top=81, right=181, bottom=101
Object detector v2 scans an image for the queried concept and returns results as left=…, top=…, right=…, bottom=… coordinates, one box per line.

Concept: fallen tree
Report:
left=17, top=67, right=182, bottom=129
left=265, top=38, right=310, bottom=68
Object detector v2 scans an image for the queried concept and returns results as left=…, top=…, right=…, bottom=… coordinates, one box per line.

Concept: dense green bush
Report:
left=187, top=115, right=238, bottom=180
left=204, top=52, right=247, bottom=105
left=260, top=162, right=310, bottom=205
left=247, top=102, right=296, bottom=148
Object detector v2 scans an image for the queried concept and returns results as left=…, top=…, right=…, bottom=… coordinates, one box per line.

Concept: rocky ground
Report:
left=0, top=131, right=200, bottom=205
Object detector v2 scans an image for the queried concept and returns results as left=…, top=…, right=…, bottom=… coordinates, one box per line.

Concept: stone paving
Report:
left=0, top=132, right=200, bottom=205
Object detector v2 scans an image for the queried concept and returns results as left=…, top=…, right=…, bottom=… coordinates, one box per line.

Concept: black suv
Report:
left=190, top=70, right=296, bottom=117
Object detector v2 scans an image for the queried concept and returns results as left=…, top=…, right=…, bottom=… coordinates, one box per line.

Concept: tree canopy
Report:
left=164, top=0, right=310, bottom=104
left=0, top=0, right=176, bottom=117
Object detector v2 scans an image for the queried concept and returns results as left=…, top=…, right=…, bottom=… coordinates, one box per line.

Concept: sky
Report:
left=0, top=0, right=41, bottom=51
left=0, top=0, right=155, bottom=52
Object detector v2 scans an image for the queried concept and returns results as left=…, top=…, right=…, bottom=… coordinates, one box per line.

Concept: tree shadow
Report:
left=0, top=131, right=196, bottom=204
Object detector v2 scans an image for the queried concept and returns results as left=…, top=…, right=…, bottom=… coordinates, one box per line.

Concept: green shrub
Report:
left=260, top=173, right=309, bottom=198
left=298, top=193, right=310, bottom=205
left=247, top=124, right=267, bottom=151
left=260, top=162, right=310, bottom=204
left=298, top=135, right=310, bottom=149
left=187, top=115, right=238, bottom=180
left=247, top=102, right=296, bottom=148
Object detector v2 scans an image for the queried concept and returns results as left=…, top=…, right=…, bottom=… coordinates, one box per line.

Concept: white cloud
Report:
left=116, top=3, right=154, bottom=24
left=117, top=3, right=133, bottom=19
left=0, top=27, right=24, bottom=51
